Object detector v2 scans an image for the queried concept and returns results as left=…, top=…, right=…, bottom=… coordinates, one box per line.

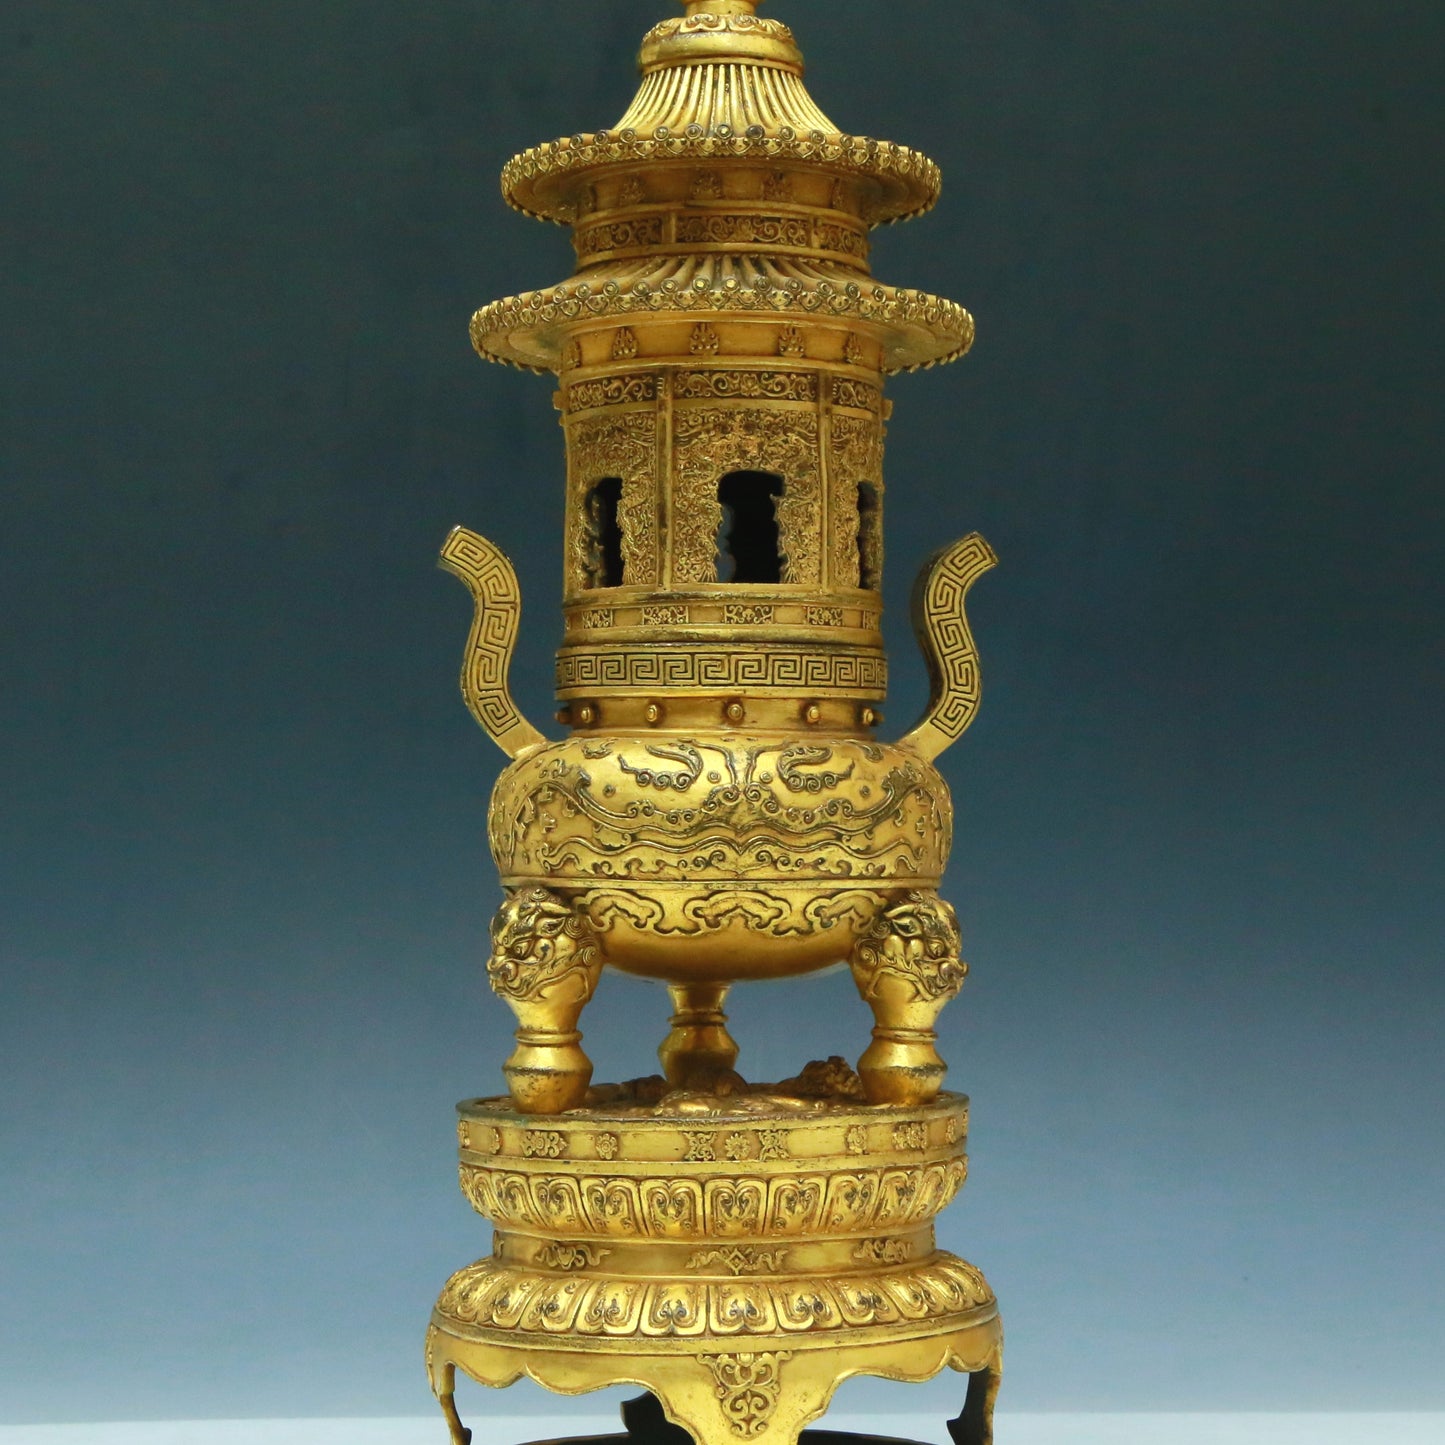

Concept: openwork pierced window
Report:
left=582, top=477, right=625, bottom=588
left=715, top=470, right=785, bottom=583
left=857, top=481, right=882, bottom=591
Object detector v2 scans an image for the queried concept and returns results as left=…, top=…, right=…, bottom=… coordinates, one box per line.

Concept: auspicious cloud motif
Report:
left=458, top=1158, right=970, bottom=1239
left=700, top=1352, right=791, bottom=1437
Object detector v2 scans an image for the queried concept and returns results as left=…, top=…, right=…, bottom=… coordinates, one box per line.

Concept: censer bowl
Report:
left=488, top=732, right=953, bottom=983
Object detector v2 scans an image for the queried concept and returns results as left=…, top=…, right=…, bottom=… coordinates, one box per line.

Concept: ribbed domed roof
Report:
left=615, top=63, right=835, bottom=138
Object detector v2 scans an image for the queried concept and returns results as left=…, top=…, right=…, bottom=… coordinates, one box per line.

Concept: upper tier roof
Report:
left=500, top=4, right=943, bottom=228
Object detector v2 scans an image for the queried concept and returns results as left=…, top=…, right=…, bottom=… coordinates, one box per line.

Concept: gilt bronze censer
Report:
left=426, top=3, right=1001, bottom=1441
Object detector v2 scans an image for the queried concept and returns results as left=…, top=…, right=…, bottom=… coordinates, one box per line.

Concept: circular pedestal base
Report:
left=431, top=1092, right=1000, bottom=1445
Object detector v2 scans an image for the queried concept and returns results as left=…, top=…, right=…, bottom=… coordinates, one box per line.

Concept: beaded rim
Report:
left=470, top=273, right=974, bottom=376
left=502, top=128, right=943, bottom=230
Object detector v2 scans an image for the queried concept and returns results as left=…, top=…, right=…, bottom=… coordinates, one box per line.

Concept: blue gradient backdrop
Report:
left=2, top=0, right=1442, bottom=1425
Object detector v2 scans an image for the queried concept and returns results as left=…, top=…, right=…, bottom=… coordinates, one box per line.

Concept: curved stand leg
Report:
left=621, top=1393, right=693, bottom=1444
left=432, top=1361, right=473, bottom=1445
left=487, top=886, right=602, bottom=1114
left=849, top=890, right=968, bottom=1105
left=947, top=1359, right=1002, bottom=1445
left=658, top=982, right=741, bottom=1090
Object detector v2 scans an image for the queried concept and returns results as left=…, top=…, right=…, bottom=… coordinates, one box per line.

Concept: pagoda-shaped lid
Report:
left=502, top=0, right=942, bottom=227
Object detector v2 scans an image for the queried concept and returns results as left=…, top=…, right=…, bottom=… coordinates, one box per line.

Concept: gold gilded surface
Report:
left=437, top=527, right=548, bottom=759
left=431, top=1089, right=1000, bottom=1444
left=429, top=1, right=1001, bottom=1439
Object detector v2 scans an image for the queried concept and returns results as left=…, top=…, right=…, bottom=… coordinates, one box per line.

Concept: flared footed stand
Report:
left=430, top=1339, right=1001, bottom=1445
left=440, top=1390, right=998, bottom=1445
left=427, top=1089, right=1001, bottom=1445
